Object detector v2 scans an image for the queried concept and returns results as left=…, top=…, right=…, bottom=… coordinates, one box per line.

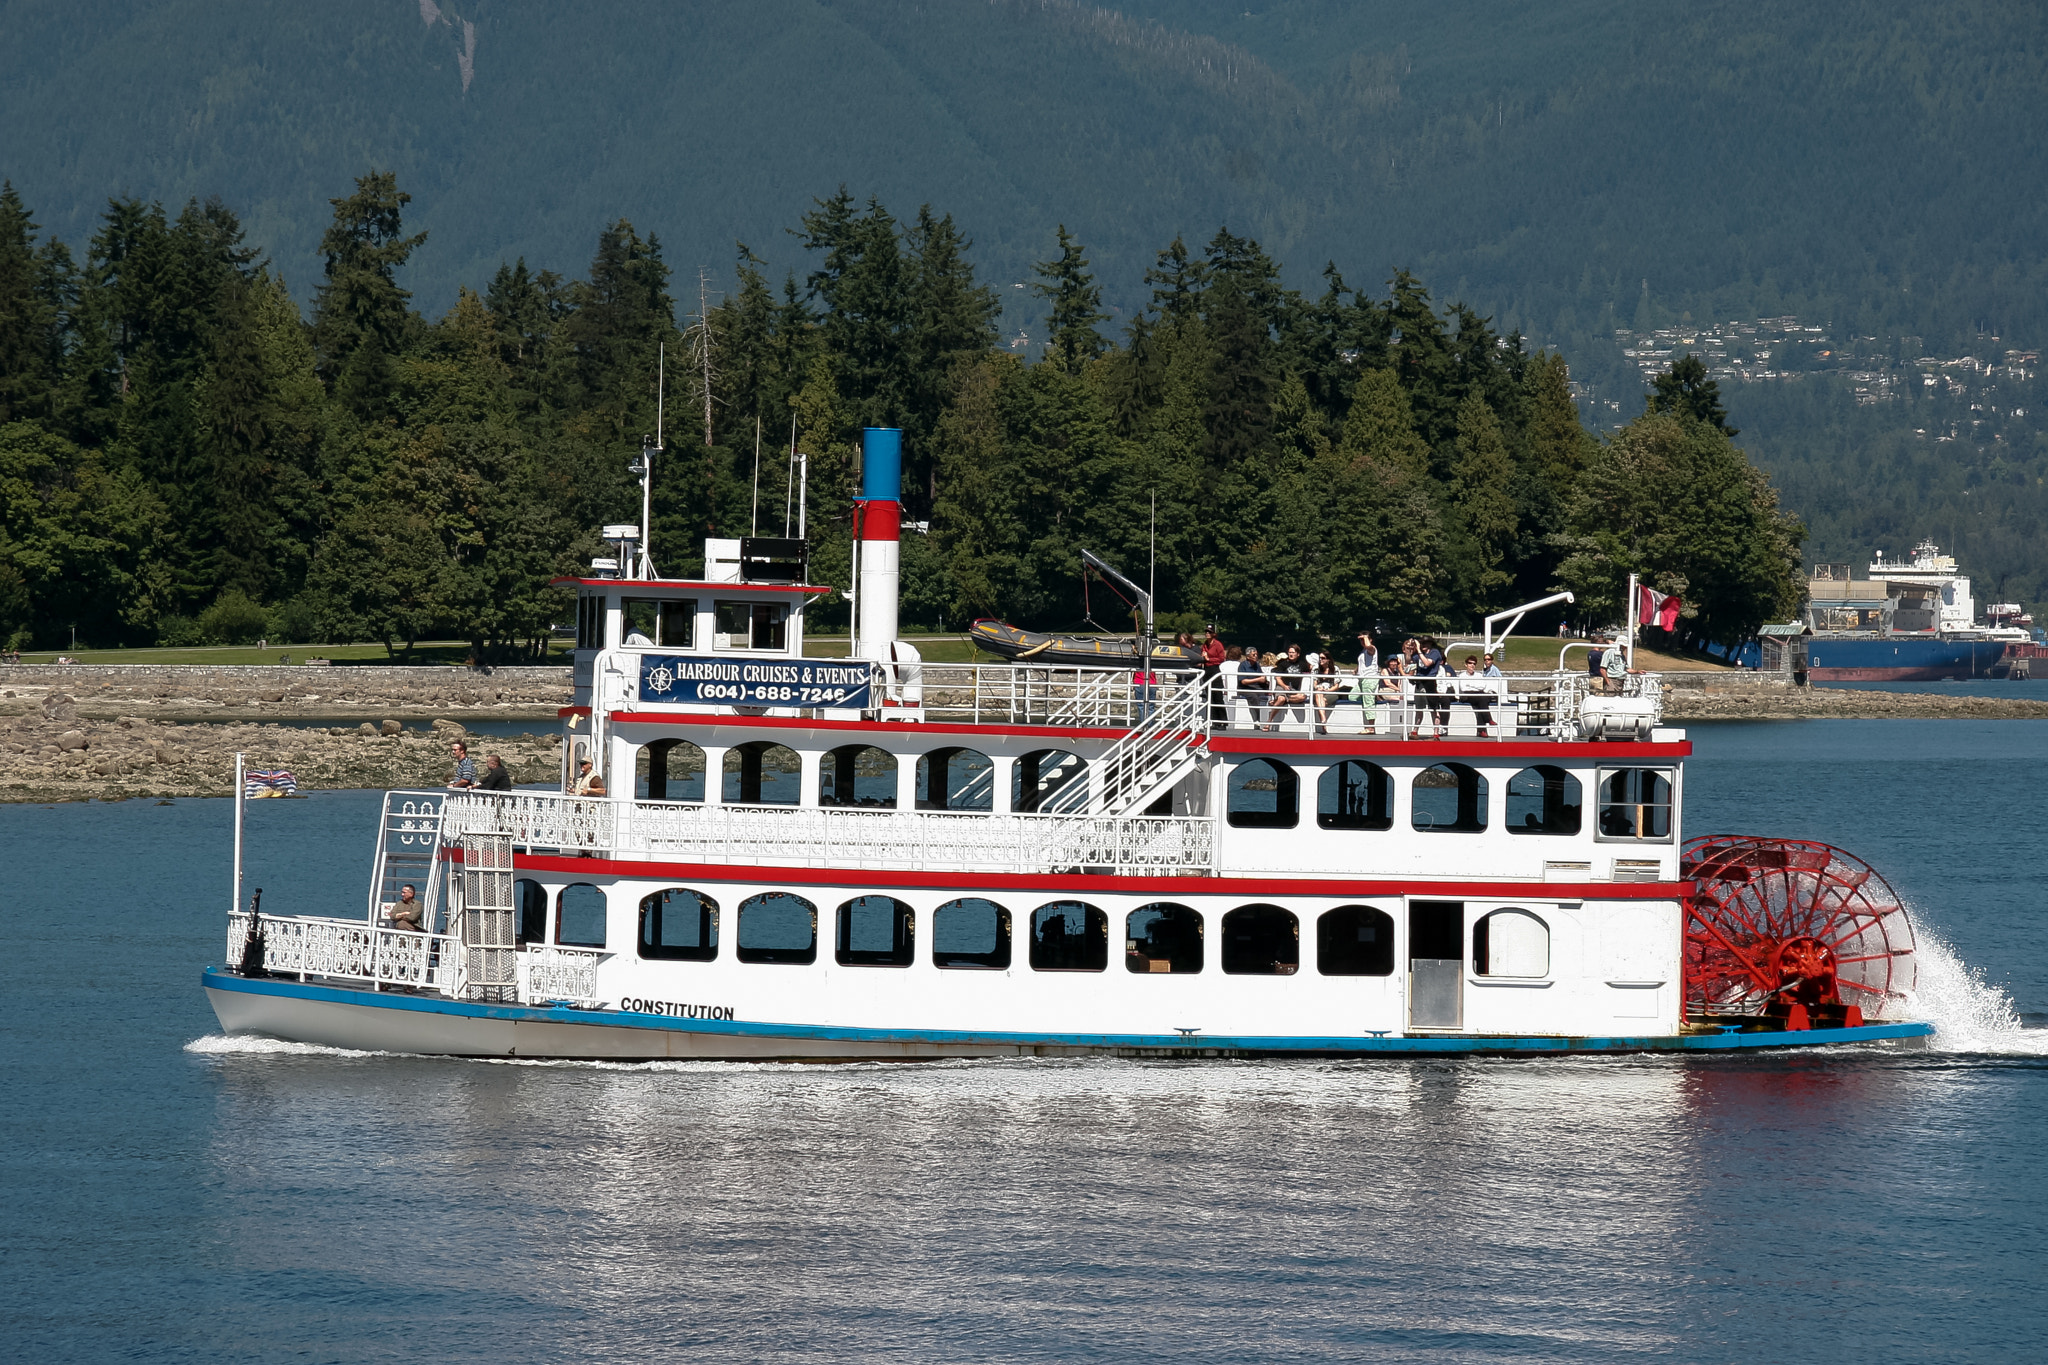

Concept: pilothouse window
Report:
left=622, top=597, right=694, bottom=648
left=1506, top=765, right=1581, bottom=835
left=1597, top=768, right=1673, bottom=841
left=715, top=600, right=787, bottom=651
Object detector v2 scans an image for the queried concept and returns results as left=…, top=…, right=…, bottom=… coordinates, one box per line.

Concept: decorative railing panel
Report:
left=522, top=947, right=605, bottom=1005
left=442, top=793, right=1216, bottom=876
left=226, top=912, right=456, bottom=992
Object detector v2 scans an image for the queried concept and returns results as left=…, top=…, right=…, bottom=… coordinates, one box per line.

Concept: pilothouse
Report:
left=205, top=428, right=1933, bottom=1058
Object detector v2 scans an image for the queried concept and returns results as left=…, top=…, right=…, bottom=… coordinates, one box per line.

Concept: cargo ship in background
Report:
left=1803, top=541, right=2040, bottom=681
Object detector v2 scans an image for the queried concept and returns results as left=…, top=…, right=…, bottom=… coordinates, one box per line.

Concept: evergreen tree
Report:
left=311, top=173, right=426, bottom=419
left=1334, top=368, right=1430, bottom=481
left=1449, top=390, right=1518, bottom=611
left=1647, top=353, right=1738, bottom=435
left=1030, top=224, right=1108, bottom=373
left=904, top=205, right=999, bottom=509
left=0, top=184, right=68, bottom=425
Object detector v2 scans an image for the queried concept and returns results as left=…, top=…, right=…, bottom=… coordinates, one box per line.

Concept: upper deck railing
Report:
left=614, top=653, right=1660, bottom=740
left=441, top=790, right=1215, bottom=876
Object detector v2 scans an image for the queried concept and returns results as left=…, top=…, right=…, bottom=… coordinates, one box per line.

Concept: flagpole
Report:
left=232, top=751, right=246, bottom=919
left=1626, top=572, right=1639, bottom=669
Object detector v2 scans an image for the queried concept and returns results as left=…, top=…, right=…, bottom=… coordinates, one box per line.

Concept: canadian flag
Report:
left=1639, top=586, right=1682, bottom=632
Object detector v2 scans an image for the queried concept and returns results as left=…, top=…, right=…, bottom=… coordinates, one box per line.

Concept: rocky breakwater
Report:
left=0, top=662, right=568, bottom=723
left=1660, top=677, right=2048, bottom=720
left=1, top=691, right=563, bottom=804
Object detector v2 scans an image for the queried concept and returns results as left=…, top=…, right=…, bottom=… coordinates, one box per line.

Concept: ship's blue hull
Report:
left=1806, top=636, right=2011, bottom=681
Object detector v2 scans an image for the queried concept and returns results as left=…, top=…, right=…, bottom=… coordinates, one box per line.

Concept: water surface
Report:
left=4, top=720, right=2044, bottom=1362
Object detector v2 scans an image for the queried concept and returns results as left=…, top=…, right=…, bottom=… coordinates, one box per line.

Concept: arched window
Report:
left=724, top=741, right=801, bottom=805
left=736, top=892, right=818, bottom=964
left=1228, top=758, right=1299, bottom=829
left=1597, top=768, right=1674, bottom=840
left=819, top=744, right=897, bottom=808
left=933, top=898, right=1011, bottom=970
left=556, top=883, right=606, bottom=948
left=1014, top=749, right=1089, bottom=814
left=836, top=895, right=915, bottom=967
left=1318, top=760, right=1393, bottom=830
left=1506, top=765, right=1581, bottom=835
left=1317, top=905, right=1396, bottom=976
left=636, top=738, right=706, bottom=802
left=1474, top=908, right=1551, bottom=978
left=1030, top=901, right=1108, bottom=972
left=513, top=878, right=548, bottom=946
left=1411, top=762, right=1488, bottom=832
left=917, top=747, right=994, bottom=811
left=639, top=888, right=718, bottom=961
left=1222, top=904, right=1299, bottom=975
left=1126, top=903, right=1203, bottom=974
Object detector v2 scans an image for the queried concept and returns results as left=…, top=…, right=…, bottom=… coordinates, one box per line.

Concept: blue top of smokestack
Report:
left=861, top=427, right=902, bottom=502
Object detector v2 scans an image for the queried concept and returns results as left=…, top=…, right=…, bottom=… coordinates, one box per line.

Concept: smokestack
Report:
left=855, top=427, right=901, bottom=661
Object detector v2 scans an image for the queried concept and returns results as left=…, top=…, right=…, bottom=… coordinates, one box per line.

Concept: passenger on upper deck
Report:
left=1202, top=625, right=1227, bottom=723
left=1312, top=654, right=1346, bottom=734
left=447, top=741, right=477, bottom=790
left=479, top=754, right=513, bottom=792
left=570, top=758, right=606, bottom=797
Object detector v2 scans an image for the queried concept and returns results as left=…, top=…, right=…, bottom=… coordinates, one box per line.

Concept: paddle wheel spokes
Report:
left=1682, top=835, right=1918, bottom=1028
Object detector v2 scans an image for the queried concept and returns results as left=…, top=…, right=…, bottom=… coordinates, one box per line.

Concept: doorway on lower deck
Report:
left=1408, top=900, right=1464, bottom=1030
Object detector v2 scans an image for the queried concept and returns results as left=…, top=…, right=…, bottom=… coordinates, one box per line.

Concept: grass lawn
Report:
left=8, top=639, right=572, bottom=667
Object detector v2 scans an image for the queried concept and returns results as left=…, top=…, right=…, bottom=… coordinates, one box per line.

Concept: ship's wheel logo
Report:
left=645, top=663, right=676, bottom=695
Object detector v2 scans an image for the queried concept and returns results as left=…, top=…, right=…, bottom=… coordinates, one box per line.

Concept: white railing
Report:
left=521, top=946, right=605, bottom=1004
left=228, top=912, right=458, bottom=993
left=442, top=790, right=616, bottom=851
left=441, top=791, right=1215, bottom=875
left=912, top=662, right=1184, bottom=728
left=369, top=792, right=448, bottom=924
left=1090, top=670, right=1210, bottom=815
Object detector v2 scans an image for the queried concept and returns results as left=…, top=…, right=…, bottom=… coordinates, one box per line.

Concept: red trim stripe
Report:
left=510, top=851, right=1688, bottom=898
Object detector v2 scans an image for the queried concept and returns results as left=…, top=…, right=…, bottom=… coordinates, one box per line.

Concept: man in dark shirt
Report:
left=479, top=754, right=514, bottom=791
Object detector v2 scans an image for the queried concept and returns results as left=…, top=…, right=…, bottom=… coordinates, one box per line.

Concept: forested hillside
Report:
left=3, top=0, right=2042, bottom=630
left=0, top=176, right=1800, bottom=657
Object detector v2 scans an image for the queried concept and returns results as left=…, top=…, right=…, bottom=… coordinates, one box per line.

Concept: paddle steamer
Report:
left=204, top=430, right=1932, bottom=1058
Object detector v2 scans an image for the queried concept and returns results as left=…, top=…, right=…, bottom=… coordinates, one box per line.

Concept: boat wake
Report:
left=184, top=1033, right=385, bottom=1059
left=1906, top=923, right=2048, bottom=1056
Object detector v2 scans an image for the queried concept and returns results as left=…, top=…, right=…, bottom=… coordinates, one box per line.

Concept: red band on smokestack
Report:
left=855, top=499, right=901, bottom=543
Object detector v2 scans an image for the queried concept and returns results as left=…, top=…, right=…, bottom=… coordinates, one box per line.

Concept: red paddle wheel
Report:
left=1682, top=835, right=1918, bottom=1029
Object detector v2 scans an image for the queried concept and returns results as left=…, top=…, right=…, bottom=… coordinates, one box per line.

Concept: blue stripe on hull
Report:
left=201, top=968, right=1935, bottom=1057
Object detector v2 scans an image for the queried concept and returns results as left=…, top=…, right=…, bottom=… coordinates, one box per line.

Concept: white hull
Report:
left=203, top=970, right=1934, bottom=1060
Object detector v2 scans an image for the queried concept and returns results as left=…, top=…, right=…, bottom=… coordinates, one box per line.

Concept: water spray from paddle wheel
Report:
left=1681, top=836, right=1918, bottom=1030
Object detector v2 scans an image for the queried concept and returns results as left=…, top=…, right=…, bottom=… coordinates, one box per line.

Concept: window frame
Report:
left=1227, top=757, right=1300, bottom=829
left=555, top=882, right=608, bottom=949
left=1029, top=901, right=1109, bottom=973
left=638, top=887, right=719, bottom=962
left=1593, top=766, right=1677, bottom=844
left=735, top=891, right=819, bottom=965
left=835, top=895, right=916, bottom=968
left=1317, top=760, right=1394, bottom=831
left=1410, top=761, right=1489, bottom=833
left=1471, top=907, right=1553, bottom=980
left=1125, top=902, right=1204, bottom=975
left=1220, top=903, right=1301, bottom=976
left=932, top=897, right=1012, bottom=970
left=1504, top=764, right=1583, bottom=836
left=1316, top=904, right=1397, bottom=977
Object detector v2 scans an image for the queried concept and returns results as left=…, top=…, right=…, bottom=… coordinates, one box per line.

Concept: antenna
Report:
left=750, top=415, right=762, bottom=536
left=696, top=269, right=716, bottom=447
left=784, top=416, right=797, bottom=537
left=634, top=344, right=663, bottom=580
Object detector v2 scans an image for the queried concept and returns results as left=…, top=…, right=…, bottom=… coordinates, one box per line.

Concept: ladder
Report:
left=1089, top=671, right=1213, bottom=816
left=367, top=791, right=447, bottom=928
left=459, top=833, right=517, bottom=1003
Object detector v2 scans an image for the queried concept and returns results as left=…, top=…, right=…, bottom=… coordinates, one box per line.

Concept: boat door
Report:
left=1408, top=900, right=1464, bottom=1030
